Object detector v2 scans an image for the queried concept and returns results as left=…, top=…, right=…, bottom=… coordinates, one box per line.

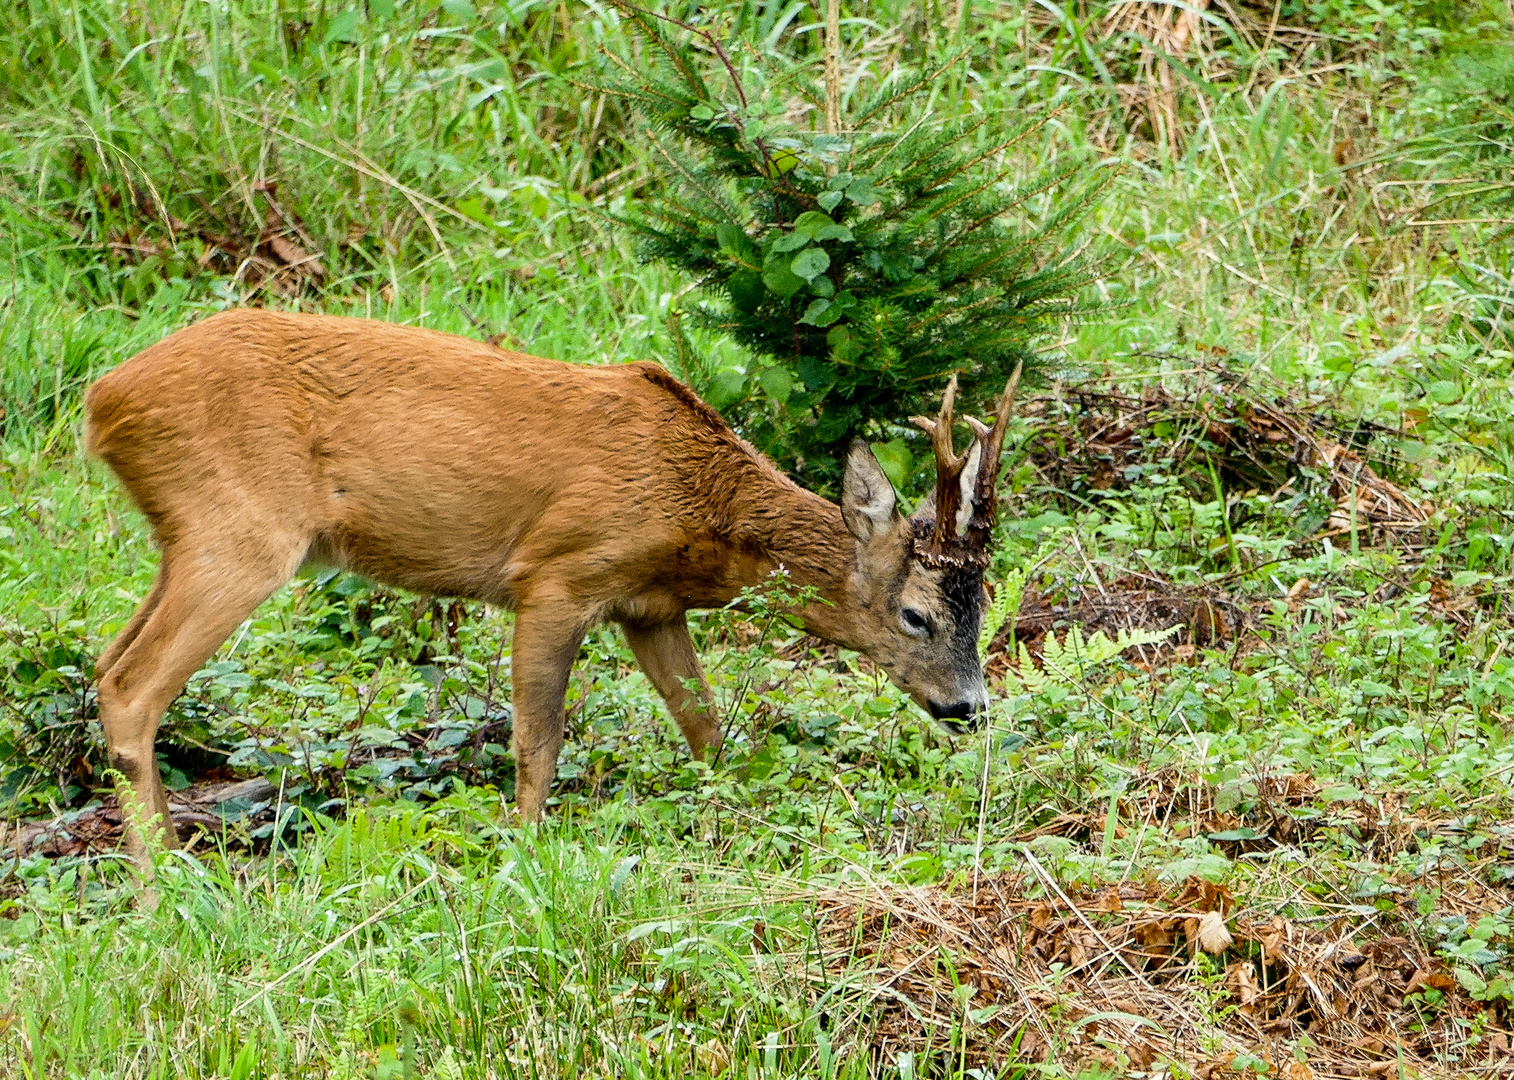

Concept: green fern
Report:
left=1004, top=623, right=1180, bottom=694
left=978, top=567, right=1027, bottom=659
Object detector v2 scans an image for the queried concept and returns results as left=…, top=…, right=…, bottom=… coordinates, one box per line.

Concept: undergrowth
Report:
left=2, top=0, right=1514, bottom=1077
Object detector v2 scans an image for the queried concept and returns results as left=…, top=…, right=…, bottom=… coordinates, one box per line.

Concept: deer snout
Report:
left=928, top=696, right=988, bottom=734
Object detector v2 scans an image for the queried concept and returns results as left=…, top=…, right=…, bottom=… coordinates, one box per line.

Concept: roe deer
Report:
left=86, top=309, right=1019, bottom=866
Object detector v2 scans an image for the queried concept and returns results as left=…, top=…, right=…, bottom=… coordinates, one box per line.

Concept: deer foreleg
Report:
left=621, top=618, right=722, bottom=762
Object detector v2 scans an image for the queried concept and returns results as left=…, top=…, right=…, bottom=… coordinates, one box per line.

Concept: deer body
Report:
left=88, top=309, right=1010, bottom=866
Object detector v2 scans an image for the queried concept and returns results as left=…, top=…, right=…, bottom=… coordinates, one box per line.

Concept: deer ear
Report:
left=841, top=441, right=898, bottom=544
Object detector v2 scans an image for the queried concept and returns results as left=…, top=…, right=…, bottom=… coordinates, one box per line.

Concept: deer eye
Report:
left=899, top=608, right=930, bottom=636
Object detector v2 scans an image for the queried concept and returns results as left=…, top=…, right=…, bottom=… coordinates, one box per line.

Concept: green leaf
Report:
left=817, top=190, right=844, bottom=212
left=690, top=104, right=715, bottom=120
left=1215, top=781, right=1247, bottom=814
left=322, top=10, right=360, bottom=43
left=727, top=270, right=763, bottom=313
left=762, top=262, right=806, bottom=299
left=845, top=176, right=879, bottom=205
left=827, top=323, right=860, bottom=362
left=249, top=60, right=285, bottom=85
left=758, top=367, right=793, bottom=404
left=798, top=299, right=833, bottom=326
left=441, top=0, right=478, bottom=19
left=1321, top=784, right=1364, bottom=803
left=813, top=223, right=854, bottom=242
left=716, top=223, right=755, bottom=263
left=1451, top=570, right=1482, bottom=588
left=767, top=148, right=801, bottom=176
left=771, top=231, right=810, bottom=254
left=626, top=918, right=685, bottom=942
left=792, top=211, right=837, bottom=238
left=1207, top=828, right=1259, bottom=841
left=370, top=0, right=395, bottom=15
left=706, top=369, right=748, bottom=408
left=1427, top=380, right=1461, bottom=403
left=1456, top=966, right=1489, bottom=996
left=797, top=352, right=836, bottom=390
left=791, top=247, right=830, bottom=281
left=871, top=439, right=911, bottom=490
left=455, top=197, right=492, bottom=225
left=716, top=222, right=745, bottom=251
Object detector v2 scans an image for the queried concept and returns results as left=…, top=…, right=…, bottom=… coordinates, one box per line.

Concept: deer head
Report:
left=837, top=366, right=1021, bottom=732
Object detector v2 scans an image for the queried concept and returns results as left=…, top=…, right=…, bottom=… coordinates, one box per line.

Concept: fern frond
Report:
left=1010, top=623, right=1181, bottom=692
left=979, top=567, right=1026, bottom=658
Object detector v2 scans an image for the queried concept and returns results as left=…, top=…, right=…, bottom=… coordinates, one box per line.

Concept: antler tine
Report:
left=981, top=362, right=1022, bottom=470
left=908, top=367, right=1023, bottom=567
left=908, top=374, right=964, bottom=472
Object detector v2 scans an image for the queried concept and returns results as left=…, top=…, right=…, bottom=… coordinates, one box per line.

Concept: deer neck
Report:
left=713, top=467, right=865, bottom=649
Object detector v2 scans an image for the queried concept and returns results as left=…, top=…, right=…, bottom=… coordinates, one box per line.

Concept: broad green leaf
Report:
left=249, top=60, right=285, bottom=85
left=716, top=223, right=755, bottom=262
left=1321, top=784, right=1364, bottom=803
left=626, top=918, right=685, bottom=941
left=871, top=439, right=911, bottom=490
left=797, top=353, right=836, bottom=390
left=758, top=367, right=793, bottom=404
left=791, top=247, right=830, bottom=280
left=455, top=197, right=492, bottom=225
left=1215, top=781, right=1246, bottom=813
left=792, top=211, right=836, bottom=238
left=727, top=269, right=763, bottom=313
left=706, top=368, right=747, bottom=407
left=1456, top=967, right=1489, bottom=996
left=767, top=148, right=801, bottom=176
left=771, top=231, right=810, bottom=253
left=845, top=176, right=879, bottom=204
left=762, top=262, right=806, bottom=298
left=323, top=10, right=360, bottom=43
left=817, top=190, right=844, bottom=212
left=798, top=298, right=832, bottom=326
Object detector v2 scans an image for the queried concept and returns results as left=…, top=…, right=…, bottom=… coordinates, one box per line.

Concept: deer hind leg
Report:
left=509, top=602, right=594, bottom=822
left=97, top=535, right=305, bottom=869
left=96, top=570, right=170, bottom=680
left=621, top=618, right=722, bottom=761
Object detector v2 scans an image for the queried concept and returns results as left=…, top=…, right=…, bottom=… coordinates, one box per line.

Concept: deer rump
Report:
left=86, top=308, right=1010, bottom=869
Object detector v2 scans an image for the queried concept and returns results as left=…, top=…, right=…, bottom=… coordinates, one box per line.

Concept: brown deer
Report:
left=85, top=309, right=1019, bottom=866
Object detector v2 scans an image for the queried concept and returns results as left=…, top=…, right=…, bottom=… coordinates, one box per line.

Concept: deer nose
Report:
left=928, top=699, right=984, bottom=734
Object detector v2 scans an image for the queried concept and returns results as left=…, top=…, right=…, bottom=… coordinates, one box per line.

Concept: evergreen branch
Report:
left=850, top=50, right=972, bottom=126
left=605, top=0, right=713, bottom=102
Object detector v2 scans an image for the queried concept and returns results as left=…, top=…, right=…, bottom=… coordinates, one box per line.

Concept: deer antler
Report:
left=909, top=364, right=1022, bottom=568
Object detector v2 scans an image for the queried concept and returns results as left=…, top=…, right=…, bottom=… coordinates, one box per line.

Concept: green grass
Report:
left=3, top=0, right=1514, bottom=1076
